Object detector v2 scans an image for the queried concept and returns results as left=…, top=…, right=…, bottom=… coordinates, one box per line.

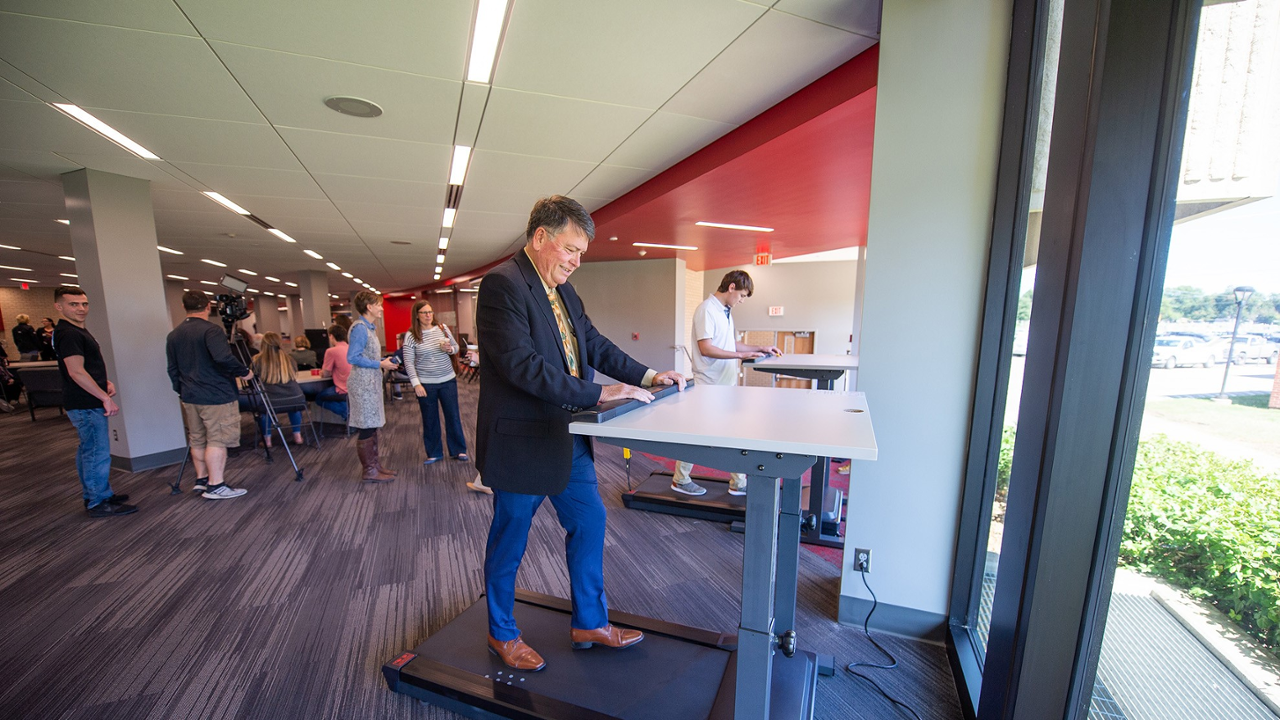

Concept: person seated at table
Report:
left=290, top=335, right=318, bottom=369
left=318, top=324, right=350, bottom=421
left=251, top=332, right=304, bottom=447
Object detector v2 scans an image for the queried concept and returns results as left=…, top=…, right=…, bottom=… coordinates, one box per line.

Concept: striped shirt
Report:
left=402, top=326, right=457, bottom=385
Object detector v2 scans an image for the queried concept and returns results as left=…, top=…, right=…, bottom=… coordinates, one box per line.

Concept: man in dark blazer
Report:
left=476, top=195, right=686, bottom=671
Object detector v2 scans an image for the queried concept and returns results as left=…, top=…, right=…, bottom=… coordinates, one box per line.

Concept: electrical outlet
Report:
left=853, top=548, right=872, bottom=573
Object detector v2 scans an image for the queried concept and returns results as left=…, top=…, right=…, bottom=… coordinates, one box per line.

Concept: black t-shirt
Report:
left=53, top=320, right=109, bottom=410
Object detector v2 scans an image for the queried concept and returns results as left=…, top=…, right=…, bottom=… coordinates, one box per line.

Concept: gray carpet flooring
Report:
left=0, top=381, right=962, bottom=719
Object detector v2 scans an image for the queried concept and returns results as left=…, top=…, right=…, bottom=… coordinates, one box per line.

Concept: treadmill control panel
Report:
left=571, top=379, right=693, bottom=424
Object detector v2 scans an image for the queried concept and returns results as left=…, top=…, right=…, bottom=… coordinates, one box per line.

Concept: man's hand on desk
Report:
left=598, top=383, right=654, bottom=405
left=650, top=370, right=687, bottom=391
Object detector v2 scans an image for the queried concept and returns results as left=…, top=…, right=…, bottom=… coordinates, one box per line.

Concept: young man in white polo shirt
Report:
left=673, top=270, right=780, bottom=496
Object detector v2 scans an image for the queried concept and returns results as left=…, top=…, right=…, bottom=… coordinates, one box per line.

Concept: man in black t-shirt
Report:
left=52, top=286, right=137, bottom=518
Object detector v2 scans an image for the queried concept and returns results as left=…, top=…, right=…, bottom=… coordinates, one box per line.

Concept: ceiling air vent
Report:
left=323, top=96, right=383, bottom=118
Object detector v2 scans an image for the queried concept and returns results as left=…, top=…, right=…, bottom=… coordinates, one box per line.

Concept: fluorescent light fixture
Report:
left=694, top=221, right=774, bottom=232
left=60, top=273, right=77, bottom=278
left=434, top=266, right=443, bottom=273
left=459, top=288, right=479, bottom=293
left=268, top=229, right=297, bottom=243
left=284, top=281, right=298, bottom=287
left=632, top=242, right=698, bottom=251
left=438, top=237, right=449, bottom=250
left=0, top=244, right=20, bottom=250
left=203, top=290, right=214, bottom=296
left=201, top=258, right=227, bottom=267
left=59, top=256, right=76, bottom=261
left=51, top=103, right=160, bottom=160
left=263, top=291, right=275, bottom=297
left=11, top=277, right=38, bottom=283
left=200, top=280, right=218, bottom=286
left=342, top=272, right=353, bottom=278
left=353, top=278, right=363, bottom=284
left=55, top=219, right=70, bottom=225
left=237, top=269, right=257, bottom=276
left=167, top=274, right=188, bottom=280
left=65, top=283, right=79, bottom=287
left=0, top=264, right=32, bottom=272
left=434, top=274, right=441, bottom=280
left=467, top=0, right=510, bottom=83
left=265, top=276, right=281, bottom=283
left=436, top=253, right=446, bottom=263
left=326, top=262, right=341, bottom=271
left=202, top=191, right=250, bottom=215
left=157, top=245, right=183, bottom=255
left=248, top=289, right=260, bottom=293
left=448, top=145, right=472, bottom=185
left=303, top=249, right=323, bottom=260
left=442, top=208, right=457, bottom=228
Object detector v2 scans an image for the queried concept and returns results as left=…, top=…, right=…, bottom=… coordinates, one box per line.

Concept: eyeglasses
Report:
left=418, top=310, right=434, bottom=315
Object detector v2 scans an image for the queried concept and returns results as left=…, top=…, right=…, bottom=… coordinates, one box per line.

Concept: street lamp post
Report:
left=1216, top=285, right=1255, bottom=400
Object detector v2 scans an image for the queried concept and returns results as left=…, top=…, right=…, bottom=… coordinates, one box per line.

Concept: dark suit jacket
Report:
left=476, top=250, right=649, bottom=495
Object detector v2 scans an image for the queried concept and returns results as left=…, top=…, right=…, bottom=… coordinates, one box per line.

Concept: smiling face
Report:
left=54, top=293, right=90, bottom=326
left=528, top=224, right=589, bottom=287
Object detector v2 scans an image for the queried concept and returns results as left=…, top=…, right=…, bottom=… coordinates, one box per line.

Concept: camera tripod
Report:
left=171, top=327, right=305, bottom=493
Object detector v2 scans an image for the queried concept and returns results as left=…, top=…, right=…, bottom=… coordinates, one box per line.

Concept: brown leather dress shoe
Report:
left=570, top=625, right=644, bottom=650
left=487, top=634, right=546, bottom=671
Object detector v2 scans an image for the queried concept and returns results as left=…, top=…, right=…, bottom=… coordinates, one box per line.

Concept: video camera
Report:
left=216, top=274, right=250, bottom=333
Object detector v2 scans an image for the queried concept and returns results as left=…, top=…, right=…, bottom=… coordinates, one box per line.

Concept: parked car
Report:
left=1228, top=334, right=1279, bottom=364
left=1151, top=336, right=1217, bottom=368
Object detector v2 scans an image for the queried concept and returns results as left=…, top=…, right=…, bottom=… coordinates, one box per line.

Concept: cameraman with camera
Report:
left=165, top=291, right=253, bottom=500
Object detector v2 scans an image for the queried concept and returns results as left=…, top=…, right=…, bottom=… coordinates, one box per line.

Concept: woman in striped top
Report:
left=403, top=300, right=468, bottom=464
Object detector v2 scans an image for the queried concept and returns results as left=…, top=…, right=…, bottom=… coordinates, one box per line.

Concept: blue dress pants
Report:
left=485, top=435, right=607, bottom=641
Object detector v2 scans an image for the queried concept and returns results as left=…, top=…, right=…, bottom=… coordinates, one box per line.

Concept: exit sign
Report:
left=754, top=252, right=772, bottom=266
left=768, top=306, right=784, bottom=317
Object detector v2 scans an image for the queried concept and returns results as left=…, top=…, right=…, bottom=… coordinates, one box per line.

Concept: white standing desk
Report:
left=744, top=354, right=861, bottom=548
left=572, top=384, right=877, bottom=720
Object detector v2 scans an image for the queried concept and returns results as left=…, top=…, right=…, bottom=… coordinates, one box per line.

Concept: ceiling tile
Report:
left=450, top=210, right=528, bottom=245
left=346, top=218, right=434, bottom=240
left=663, top=10, right=876, bottom=125
left=0, top=15, right=262, bottom=122
left=211, top=43, right=461, bottom=144
left=0, top=100, right=133, bottom=157
left=87, top=110, right=303, bottom=170
left=0, top=180, right=66, bottom=205
left=773, top=0, right=881, bottom=38
left=494, top=0, right=767, bottom=109
left=176, top=0, right=470, bottom=78
left=0, top=2, right=199, bottom=35
left=224, top=195, right=347, bottom=222
left=0, top=76, right=33, bottom=102
left=332, top=201, right=434, bottom=226
left=0, top=148, right=84, bottom=182
left=278, top=128, right=451, bottom=182
left=477, top=89, right=652, bottom=164
left=151, top=187, right=224, bottom=212
left=463, top=150, right=596, bottom=213
left=170, top=162, right=327, bottom=199
left=313, top=173, right=446, bottom=207
left=53, top=153, right=192, bottom=189
left=571, top=165, right=658, bottom=201
left=603, top=112, right=735, bottom=171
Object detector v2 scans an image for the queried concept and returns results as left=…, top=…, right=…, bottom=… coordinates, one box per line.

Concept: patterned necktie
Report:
left=547, top=289, right=580, bottom=378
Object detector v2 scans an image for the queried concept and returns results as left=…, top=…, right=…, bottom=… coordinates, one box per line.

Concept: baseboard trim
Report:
left=111, top=447, right=186, bottom=472
left=839, top=594, right=948, bottom=644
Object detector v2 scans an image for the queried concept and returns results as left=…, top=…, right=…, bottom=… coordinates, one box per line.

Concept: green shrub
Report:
left=1121, top=435, right=1280, bottom=651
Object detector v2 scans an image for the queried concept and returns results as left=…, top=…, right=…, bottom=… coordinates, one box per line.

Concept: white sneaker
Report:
left=202, top=484, right=247, bottom=500
left=671, top=480, right=707, bottom=496
left=727, top=481, right=747, bottom=496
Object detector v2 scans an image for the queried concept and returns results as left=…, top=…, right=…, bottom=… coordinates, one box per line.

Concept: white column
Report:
left=286, top=295, right=304, bottom=339
left=164, top=279, right=185, bottom=328
left=256, top=297, right=282, bottom=334
left=62, top=168, right=187, bottom=470
left=297, top=270, right=330, bottom=330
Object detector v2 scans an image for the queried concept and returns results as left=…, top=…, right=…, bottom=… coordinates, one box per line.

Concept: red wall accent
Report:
left=382, top=296, right=414, bottom=352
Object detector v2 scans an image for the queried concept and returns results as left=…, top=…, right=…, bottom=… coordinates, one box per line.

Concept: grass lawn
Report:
left=1142, top=394, right=1280, bottom=468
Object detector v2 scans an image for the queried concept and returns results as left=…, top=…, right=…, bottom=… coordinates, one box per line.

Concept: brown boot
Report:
left=357, top=437, right=394, bottom=483
left=370, top=431, right=398, bottom=477
left=488, top=634, right=546, bottom=671
left=570, top=625, right=644, bottom=650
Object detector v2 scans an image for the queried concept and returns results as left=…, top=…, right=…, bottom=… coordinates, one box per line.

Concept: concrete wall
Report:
left=841, top=0, right=1012, bottom=637
left=702, top=261, right=858, bottom=357
left=568, top=258, right=685, bottom=378
left=0, top=287, right=56, bottom=355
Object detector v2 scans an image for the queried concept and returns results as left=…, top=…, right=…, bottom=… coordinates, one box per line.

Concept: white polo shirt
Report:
left=691, top=294, right=737, bottom=386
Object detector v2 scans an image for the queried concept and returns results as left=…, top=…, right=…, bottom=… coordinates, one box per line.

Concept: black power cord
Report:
left=843, top=570, right=924, bottom=720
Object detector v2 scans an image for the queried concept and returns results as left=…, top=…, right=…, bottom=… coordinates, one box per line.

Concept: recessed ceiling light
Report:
left=202, top=191, right=250, bottom=215
left=60, top=273, right=77, bottom=278
left=323, top=96, right=384, bottom=118
left=326, top=262, right=341, bottom=271
left=158, top=245, right=183, bottom=255
left=201, top=259, right=227, bottom=267
left=268, top=229, right=296, bottom=243
left=265, top=276, right=280, bottom=283
left=467, top=0, right=511, bottom=83
left=55, top=219, right=70, bottom=225
left=59, top=255, right=75, bottom=261
left=438, top=238, right=449, bottom=250
left=434, top=274, right=441, bottom=280
left=247, top=288, right=259, bottom=293
left=449, top=145, right=472, bottom=186
left=167, top=274, right=188, bottom=280
left=0, top=244, right=20, bottom=250
left=353, top=278, right=363, bottom=284
left=238, top=269, right=257, bottom=276
left=442, top=208, right=456, bottom=228
left=695, top=221, right=774, bottom=232
left=342, top=272, right=353, bottom=278
left=263, top=291, right=275, bottom=296
left=436, top=253, right=446, bottom=263
left=284, top=281, right=298, bottom=287
left=200, top=280, right=217, bottom=286
left=609, top=236, right=618, bottom=241
left=632, top=242, right=698, bottom=251
left=50, top=104, right=160, bottom=159
left=303, top=249, right=323, bottom=260
left=10, top=277, right=38, bottom=283
left=0, top=264, right=32, bottom=272
left=434, top=266, right=443, bottom=273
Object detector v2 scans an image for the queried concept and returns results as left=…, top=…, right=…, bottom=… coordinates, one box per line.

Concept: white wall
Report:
left=702, top=261, right=858, bottom=356
left=568, top=258, right=685, bottom=378
left=842, top=0, right=1012, bottom=635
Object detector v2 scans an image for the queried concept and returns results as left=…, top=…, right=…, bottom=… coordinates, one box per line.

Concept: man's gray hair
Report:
left=525, top=195, right=595, bottom=242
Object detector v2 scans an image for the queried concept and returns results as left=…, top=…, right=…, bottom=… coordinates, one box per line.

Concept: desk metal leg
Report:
left=737, top=473, right=780, bottom=720
left=774, top=476, right=802, bottom=634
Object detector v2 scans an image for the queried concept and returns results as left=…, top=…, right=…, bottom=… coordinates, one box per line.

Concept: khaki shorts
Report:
left=182, top=401, right=241, bottom=449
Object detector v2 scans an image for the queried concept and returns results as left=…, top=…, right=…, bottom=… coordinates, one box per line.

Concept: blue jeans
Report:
left=485, top=436, right=607, bottom=640
left=67, top=408, right=114, bottom=508
left=260, top=411, right=302, bottom=436
left=315, top=386, right=347, bottom=421
left=416, top=379, right=467, bottom=458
